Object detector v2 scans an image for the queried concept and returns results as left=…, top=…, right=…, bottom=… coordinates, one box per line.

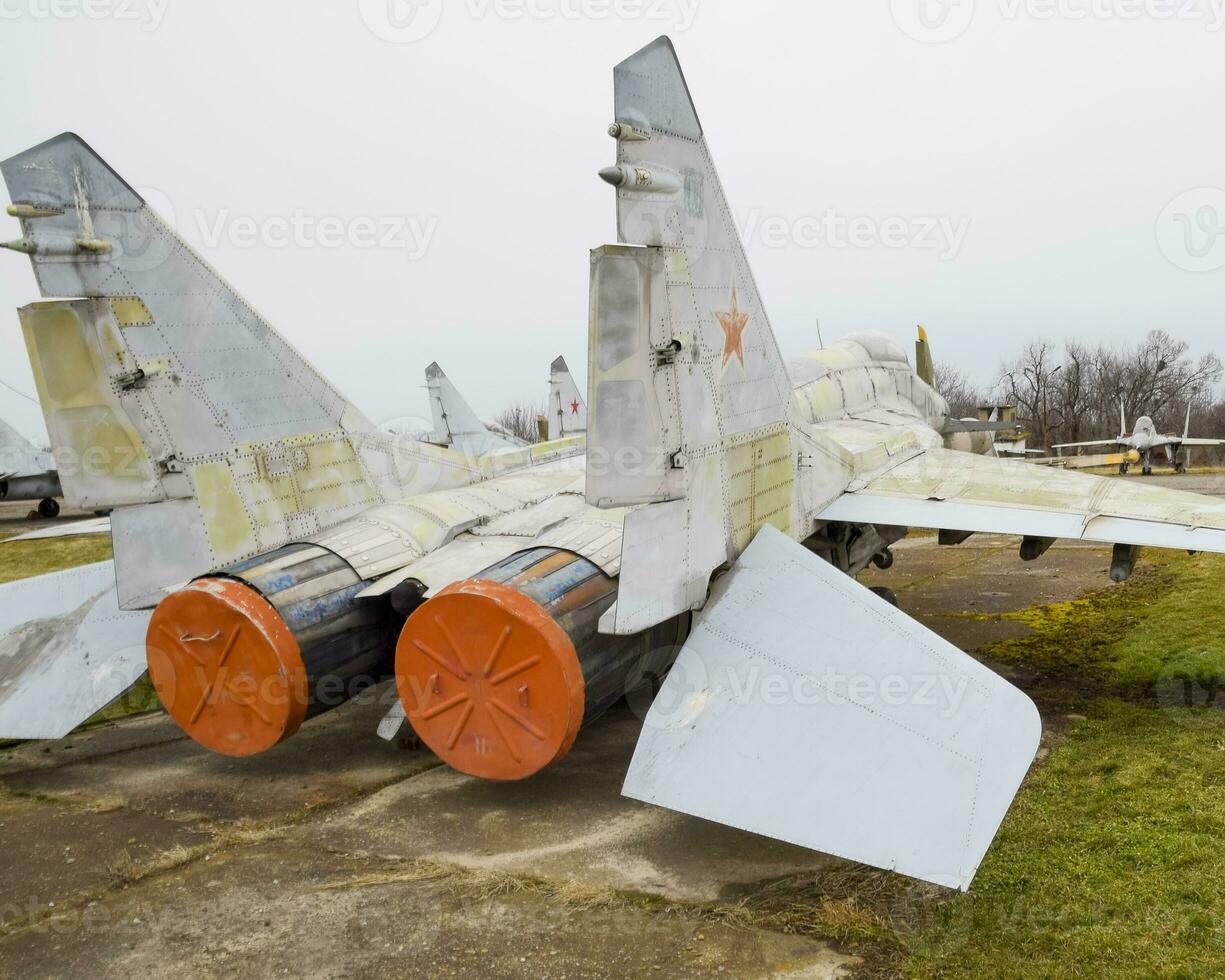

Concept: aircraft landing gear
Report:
left=1142, top=467, right=1153, bottom=477
left=37, top=498, right=60, bottom=518
left=1175, top=462, right=1187, bottom=475
left=869, top=586, right=899, bottom=608
left=871, top=548, right=895, bottom=571
left=1118, top=462, right=1130, bottom=475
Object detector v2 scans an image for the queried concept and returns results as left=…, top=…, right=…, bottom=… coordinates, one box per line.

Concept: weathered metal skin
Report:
left=222, top=543, right=399, bottom=713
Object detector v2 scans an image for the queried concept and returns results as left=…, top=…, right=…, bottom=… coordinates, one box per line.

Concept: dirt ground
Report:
left=0, top=486, right=1219, bottom=979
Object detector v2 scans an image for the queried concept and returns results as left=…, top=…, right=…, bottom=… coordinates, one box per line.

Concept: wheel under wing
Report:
left=819, top=446, right=1225, bottom=552
left=623, top=524, right=1040, bottom=891
left=0, top=561, right=152, bottom=739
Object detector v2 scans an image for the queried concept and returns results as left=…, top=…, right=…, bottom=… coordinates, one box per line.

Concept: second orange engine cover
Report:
left=395, top=579, right=586, bottom=780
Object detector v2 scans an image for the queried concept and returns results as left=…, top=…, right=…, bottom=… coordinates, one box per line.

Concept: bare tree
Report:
left=997, top=341, right=1065, bottom=451
left=494, top=400, right=545, bottom=444
left=934, top=362, right=983, bottom=419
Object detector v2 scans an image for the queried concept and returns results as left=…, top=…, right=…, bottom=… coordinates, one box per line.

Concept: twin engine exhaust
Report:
left=146, top=545, right=687, bottom=777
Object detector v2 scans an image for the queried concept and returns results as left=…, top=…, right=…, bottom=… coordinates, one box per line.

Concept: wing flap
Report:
left=622, top=524, right=1040, bottom=890
left=0, top=561, right=152, bottom=739
left=823, top=447, right=1225, bottom=552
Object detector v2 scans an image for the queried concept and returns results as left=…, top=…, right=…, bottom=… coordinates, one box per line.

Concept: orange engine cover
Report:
left=395, top=578, right=586, bottom=781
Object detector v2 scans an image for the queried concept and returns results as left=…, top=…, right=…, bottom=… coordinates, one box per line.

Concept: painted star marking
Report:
left=570, top=399, right=580, bottom=415
left=715, top=287, right=750, bottom=369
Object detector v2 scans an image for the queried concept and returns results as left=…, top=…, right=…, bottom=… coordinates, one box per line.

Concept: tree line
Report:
left=937, top=330, right=1225, bottom=451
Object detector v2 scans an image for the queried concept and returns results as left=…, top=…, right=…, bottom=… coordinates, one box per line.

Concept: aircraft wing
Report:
left=1050, top=439, right=1120, bottom=450
left=623, top=524, right=1040, bottom=891
left=819, top=447, right=1225, bottom=552
left=1179, top=438, right=1225, bottom=448
left=0, top=561, right=152, bottom=739
left=3, top=517, right=111, bottom=542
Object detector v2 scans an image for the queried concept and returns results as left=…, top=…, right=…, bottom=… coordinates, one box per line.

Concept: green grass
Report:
left=905, top=699, right=1225, bottom=979
left=970, top=551, right=1225, bottom=694
left=0, top=535, right=114, bottom=585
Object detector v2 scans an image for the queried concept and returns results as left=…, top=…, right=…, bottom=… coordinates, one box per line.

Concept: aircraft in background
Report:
left=424, top=361, right=529, bottom=454
left=0, top=414, right=61, bottom=517
left=547, top=355, right=587, bottom=441
left=1054, top=401, right=1225, bottom=475
left=11, top=38, right=1225, bottom=891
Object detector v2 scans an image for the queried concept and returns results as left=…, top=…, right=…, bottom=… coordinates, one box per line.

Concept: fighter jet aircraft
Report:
left=1054, top=401, right=1225, bottom=475
left=9, top=38, right=1225, bottom=891
left=0, top=414, right=61, bottom=517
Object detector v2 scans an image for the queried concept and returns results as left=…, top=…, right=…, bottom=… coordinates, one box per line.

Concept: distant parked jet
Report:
left=1054, top=401, right=1225, bottom=475
left=0, top=415, right=61, bottom=516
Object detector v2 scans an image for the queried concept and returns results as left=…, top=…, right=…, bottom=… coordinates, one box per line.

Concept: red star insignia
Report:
left=715, top=287, right=750, bottom=369
left=570, top=399, right=580, bottom=415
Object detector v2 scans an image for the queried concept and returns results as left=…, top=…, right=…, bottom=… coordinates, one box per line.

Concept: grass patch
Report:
left=906, top=699, right=1225, bottom=979
left=0, top=535, right=113, bottom=585
left=971, top=551, right=1225, bottom=693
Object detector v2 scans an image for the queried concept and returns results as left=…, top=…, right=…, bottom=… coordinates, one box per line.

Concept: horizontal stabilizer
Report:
left=623, top=524, right=1040, bottom=890
left=0, top=561, right=152, bottom=739
left=3, top=517, right=111, bottom=543
left=943, top=418, right=1019, bottom=434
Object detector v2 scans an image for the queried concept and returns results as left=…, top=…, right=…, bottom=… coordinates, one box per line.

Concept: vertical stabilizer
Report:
left=915, top=325, right=935, bottom=387
left=547, top=355, right=587, bottom=440
left=3, top=134, right=478, bottom=606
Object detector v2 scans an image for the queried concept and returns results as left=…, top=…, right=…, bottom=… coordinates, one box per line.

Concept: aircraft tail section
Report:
left=589, top=38, right=809, bottom=633
left=915, top=325, right=935, bottom=387
left=3, top=134, right=479, bottom=607
left=547, top=355, right=587, bottom=440
left=425, top=362, right=526, bottom=455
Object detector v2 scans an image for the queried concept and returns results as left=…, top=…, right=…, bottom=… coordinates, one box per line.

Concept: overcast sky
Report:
left=2, top=0, right=1223, bottom=442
